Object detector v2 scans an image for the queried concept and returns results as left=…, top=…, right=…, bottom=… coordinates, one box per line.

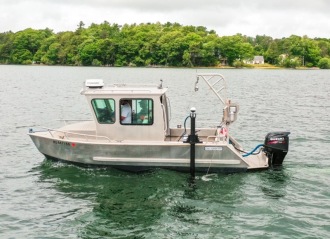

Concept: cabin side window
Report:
left=120, top=98, right=153, bottom=125
left=92, top=99, right=115, bottom=124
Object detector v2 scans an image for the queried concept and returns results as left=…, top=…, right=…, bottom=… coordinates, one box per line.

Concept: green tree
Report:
left=318, top=57, right=330, bottom=69
left=78, top=38, right=100, bottom=65
left=200, top=34, right=220, bottom=66
left=41, top=42, right=61, bottom=64
left=0, top=31, right=14, bottom=63
left=265, top=40, right=281, bottom=64
left=8, top=28, right=53, bottom=64
left=218, top=34, right=254, bottom=66
left=182, top=32, right=203, bottom=66
left=279, top=35, right=321, bottom=67
left=131, top=23, right=162, bottom=66
left=281, top=57, right=301, bottom=68
left=157, top=30, right=186, bottom=66
left=56, top=31, right=80, bottom=65
left=316, top=39, right=330, bottom=58
left=96, top=38, right=117, bottom=66
left=303, top=38, right=321, bottom=66
left=34, top=35, right=57, bottom=63
left=252, top=35, right=274, bottom=56
left=10, top=49, right=33, bottom=64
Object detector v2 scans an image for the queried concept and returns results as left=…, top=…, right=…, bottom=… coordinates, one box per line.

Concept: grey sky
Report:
left=1, top=0, right=329, bottom=38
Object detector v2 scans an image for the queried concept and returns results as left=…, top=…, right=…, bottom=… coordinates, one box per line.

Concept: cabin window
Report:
left=120, top=99, right=153, bottom=125
left=91, top=99, right=115, bottom=124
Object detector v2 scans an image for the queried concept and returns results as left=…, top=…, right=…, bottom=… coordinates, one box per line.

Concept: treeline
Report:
left=1, top=21, right=330, bottom=68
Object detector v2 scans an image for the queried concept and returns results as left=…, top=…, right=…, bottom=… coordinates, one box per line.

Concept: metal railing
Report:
left=35, top=127, right=111, bottom=142
left=195, top=73, right=228, bottom=105
left=57, top=119, right=93, bottom=125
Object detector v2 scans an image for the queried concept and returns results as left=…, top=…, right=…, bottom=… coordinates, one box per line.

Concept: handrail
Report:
left=161, top=104, right=168, bottom=135
left=167, top=96, right=171, bottom=121
left=57, top=119, right=93, bottom=125
left=39, top=127, right=111, bottom=142
left=57, top=119, right=92, bottom=122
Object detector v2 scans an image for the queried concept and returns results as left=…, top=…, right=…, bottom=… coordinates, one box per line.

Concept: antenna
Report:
left=158, top=79, right=163, bottom=89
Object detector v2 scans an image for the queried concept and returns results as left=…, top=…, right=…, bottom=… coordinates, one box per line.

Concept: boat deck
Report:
left=38, top=121, right=232, bottom=145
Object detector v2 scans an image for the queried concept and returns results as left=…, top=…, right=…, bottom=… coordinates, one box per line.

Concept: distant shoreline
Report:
left=0, top=63, right=322, bottom=70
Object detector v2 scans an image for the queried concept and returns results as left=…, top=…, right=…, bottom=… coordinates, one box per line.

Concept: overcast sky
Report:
left=1, top=0, right=329, bottom=39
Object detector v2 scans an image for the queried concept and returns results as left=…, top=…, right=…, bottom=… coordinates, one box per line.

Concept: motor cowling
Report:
left=263, top=132, right=290, bottom=166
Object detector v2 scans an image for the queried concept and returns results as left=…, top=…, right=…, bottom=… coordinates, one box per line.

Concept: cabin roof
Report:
left=81, top=84, right=168, bottom=96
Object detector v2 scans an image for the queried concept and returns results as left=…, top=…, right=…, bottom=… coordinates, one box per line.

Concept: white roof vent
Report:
left=85, top=79, right=104, bottom=88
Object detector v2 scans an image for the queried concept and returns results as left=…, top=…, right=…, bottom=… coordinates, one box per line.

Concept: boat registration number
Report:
left=204, top=146, right=223, bottom=151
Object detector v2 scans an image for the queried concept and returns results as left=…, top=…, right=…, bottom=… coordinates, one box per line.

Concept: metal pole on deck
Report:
left=190, top=108, right=196, bottom=178
left=190, top=107, right=203, bottom=178
left=184, top=107, right=201, bottom=179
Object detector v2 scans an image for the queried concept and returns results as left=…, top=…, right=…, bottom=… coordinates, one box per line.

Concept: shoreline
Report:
left=0, top=63, right=322, bottom=70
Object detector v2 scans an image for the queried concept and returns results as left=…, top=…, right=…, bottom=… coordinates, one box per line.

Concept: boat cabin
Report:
left=81, top=79, right=170, bottom=141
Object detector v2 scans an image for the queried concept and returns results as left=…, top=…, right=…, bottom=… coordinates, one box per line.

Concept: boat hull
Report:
left=29, top=132, right=260, bottom=173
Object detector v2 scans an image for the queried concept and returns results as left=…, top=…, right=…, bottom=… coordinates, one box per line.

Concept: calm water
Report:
left=0, top=65, right=329, bottom=238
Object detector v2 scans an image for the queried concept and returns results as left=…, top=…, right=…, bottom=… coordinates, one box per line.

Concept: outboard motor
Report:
left=263, top=132, right=290, bottom=166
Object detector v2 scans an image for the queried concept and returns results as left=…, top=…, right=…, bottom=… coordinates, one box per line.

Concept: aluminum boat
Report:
left=28, top=73, right=290, bottom=173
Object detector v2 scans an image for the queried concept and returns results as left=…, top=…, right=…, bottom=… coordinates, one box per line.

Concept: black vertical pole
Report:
left=184, top=107, right=201, bottom=179
left=190, top=108, right=196, bottom=178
